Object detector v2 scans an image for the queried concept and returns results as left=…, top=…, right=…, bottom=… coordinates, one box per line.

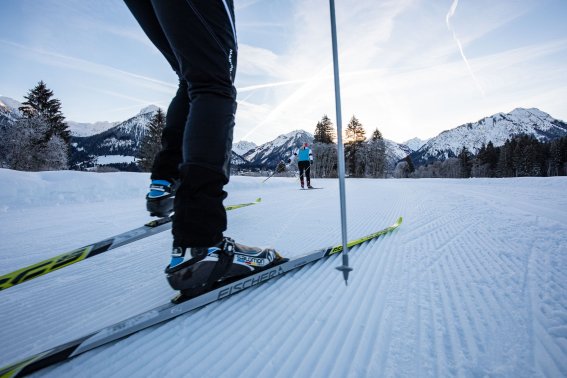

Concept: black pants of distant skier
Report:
left=298, top=161, right=311, bottom=187
left=124, top=0, right=237, bottom=247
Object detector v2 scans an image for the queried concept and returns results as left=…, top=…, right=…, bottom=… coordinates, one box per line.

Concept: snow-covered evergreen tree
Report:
left=1, top=116, right=68, bottom=171
left=138, top=108, right=165, bottom=172
left=310, top=115, right=337, bottom=178
left=366, top=128, right=386, bottom=178
left=311, top=143, right=337, bottom=178
left=20, top=81, right=70, bottom=143
left=393, top=161, right=409, bottom=178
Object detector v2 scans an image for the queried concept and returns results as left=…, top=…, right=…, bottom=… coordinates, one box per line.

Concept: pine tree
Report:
left=344, top=115, right=366, bottom=177
left=496, top=139, right=513, bottom=177
left=313, top=115, right=335, bottom=144
left=138, top=109, right=166, bottom=172
left=311, top=115, right=337, bottom=178
left=404, top=155, right=415, bottom=174
left=458, top=146, right=473, bottom=178
left=20, top=81, right=70, bottom=143
left=366, top=127, right=386, bottom=178
left=473, top=142, right=499, bottom=177
left=549, top=137, right=567, bottom=176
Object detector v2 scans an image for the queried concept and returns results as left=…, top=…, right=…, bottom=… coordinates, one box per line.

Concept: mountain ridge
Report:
left=410, top=107, right=567, bottom=166
left=2, top=96, right=566, bottom=171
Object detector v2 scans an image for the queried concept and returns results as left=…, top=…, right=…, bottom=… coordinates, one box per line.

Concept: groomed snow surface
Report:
left=0, top=169, right=566, bottom=377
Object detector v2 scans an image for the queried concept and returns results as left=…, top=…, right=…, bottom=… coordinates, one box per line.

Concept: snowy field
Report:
left=0, top=168, right=566, bottom=377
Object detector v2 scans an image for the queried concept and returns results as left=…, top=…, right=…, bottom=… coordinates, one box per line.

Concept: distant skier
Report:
left=124, top=0, right=286, bottom=300
left=289, top=142, right=313, bottom=189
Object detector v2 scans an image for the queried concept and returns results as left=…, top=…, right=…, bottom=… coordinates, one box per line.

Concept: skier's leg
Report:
left=123, top=0, right=187, bottom=216
left=148, top=1, right=284, bottom=295
left=150, top=0, right=236, bottom=247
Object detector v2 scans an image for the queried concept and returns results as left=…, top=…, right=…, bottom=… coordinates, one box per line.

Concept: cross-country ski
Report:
left=0, top=198, right=261, bottom=291
left=0, top=217, right=402, bottom=377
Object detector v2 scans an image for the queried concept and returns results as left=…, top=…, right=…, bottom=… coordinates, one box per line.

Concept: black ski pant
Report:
left=124, top=0, right=237, bottom=247
left=298, top=160, right=311, bottom=186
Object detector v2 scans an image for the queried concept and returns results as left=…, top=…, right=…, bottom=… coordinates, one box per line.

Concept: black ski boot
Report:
left=146, top=179, right=178, bottom=217
left=166, top=237, right=286, bottom=303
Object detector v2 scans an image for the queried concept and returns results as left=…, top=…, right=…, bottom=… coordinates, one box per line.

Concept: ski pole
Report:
left=262, top=160, right=285, bottom=183
left=328, top=0, right=352, bottom=285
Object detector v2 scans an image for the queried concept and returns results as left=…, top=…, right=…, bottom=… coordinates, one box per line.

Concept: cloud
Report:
left=237, top=44, right=287, bottom=77
left=0, top=39, right=175, bottom=94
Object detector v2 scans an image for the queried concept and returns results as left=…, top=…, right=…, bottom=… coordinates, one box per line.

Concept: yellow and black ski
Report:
left=0, top=198, right=262, bottom=291
left=0, top=216, right=401, bottom=378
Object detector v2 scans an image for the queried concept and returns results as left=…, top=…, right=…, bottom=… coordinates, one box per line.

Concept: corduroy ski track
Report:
left=0, top=198, right=262, bottom=291
left=0, top=216, right=402, bottom=377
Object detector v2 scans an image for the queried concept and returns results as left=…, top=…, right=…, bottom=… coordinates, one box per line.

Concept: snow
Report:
left=232, top=140, right=257, bottom=156
left=96, top=155, right=137, bottom=165
left=138, top=105, right=161, bottom=115
left=0, top=169, right=566, bottom=377
left=0, top=96, right=22, bottom=111
left=403, top=137, right=428, bottom=151
left=67, top=120, right=119, bottom=137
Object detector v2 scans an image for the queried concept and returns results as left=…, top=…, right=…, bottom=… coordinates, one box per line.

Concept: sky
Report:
left=1, top=0, right=566, bottom=145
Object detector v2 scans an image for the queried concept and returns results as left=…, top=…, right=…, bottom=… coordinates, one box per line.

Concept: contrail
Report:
left=237, top=78, right=312, bottom=93
left=446, top=0, right=485, bottom=95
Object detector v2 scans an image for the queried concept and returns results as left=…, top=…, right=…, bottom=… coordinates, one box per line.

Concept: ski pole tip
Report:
left=336, top=265, right=353, bottom=285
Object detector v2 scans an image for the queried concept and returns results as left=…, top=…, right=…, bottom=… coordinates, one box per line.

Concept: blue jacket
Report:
left=294, top=146, right=313, bottom=162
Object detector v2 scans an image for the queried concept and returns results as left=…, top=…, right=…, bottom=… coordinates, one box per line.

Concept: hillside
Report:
left=411, top=108, right=567, bottom=166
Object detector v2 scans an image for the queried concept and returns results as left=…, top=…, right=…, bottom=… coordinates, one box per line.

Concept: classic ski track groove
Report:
left=2, top=218, right=401, bottom=377
left=1, top=177, right=566, bottom=377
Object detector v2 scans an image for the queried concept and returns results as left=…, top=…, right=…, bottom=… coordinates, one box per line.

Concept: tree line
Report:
left=407, top=136, right=567, bottom=178
left=0, top=81, right=164, bottom=172
left=306, top=114, right=387, bottom=179
left=2, top=82, right=566, bottom=178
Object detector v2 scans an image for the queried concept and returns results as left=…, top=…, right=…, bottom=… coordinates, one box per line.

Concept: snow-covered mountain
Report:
left=385, top=139, right=412, bottom=170
left=71, top=106, right=161, bottom=158
left=0, top=96, right=22, bottom=112
left=230, top=152, right=249, bottom=166
left=403, top=137, right=428, bottom=151
left=0, top=96, right=22, bottom=128
left=243, top=130, right=314, bottom=168
left=232, top=140, right=257, bottom=156
left=67, top=120, right=119, bottom=137
left=410, top=108, right=567, bottom=166
left=5, top=93, right=566, bottom=173
left=70, top=105, right=254, bottom=169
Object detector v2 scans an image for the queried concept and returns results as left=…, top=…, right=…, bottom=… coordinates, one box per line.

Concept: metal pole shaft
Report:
left=329, top=0, right=352, bottom=284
